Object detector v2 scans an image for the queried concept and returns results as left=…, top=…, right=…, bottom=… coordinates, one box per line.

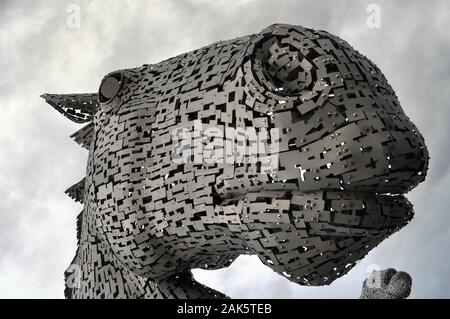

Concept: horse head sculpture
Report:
left=42, top=23, right=428, bottom=298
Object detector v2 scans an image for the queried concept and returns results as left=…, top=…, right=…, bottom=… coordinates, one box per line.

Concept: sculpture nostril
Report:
left=99, top=71, right=123, bottom=103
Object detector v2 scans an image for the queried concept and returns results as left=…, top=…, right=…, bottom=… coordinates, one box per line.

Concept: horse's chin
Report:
left=220, top=189, right=413, bottom=286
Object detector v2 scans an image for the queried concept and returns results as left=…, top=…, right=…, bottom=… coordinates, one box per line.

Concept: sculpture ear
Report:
left=40, top=93, right=99, bottom=123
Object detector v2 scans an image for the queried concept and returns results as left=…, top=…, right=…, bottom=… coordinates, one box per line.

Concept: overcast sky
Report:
left=0, top=0, right=449, bottom=298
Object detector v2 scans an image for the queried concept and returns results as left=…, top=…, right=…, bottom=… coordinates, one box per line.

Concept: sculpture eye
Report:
left=99, top=71, right=123, bottom=103
left=253, top=38, right=308, bottom=95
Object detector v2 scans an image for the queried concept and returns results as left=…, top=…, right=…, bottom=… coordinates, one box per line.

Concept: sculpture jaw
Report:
left=219, top=189, right=413, bottom=286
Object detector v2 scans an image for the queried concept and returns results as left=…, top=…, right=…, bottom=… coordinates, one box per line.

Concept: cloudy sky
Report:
left=0, top=0, right=449, bottom=298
